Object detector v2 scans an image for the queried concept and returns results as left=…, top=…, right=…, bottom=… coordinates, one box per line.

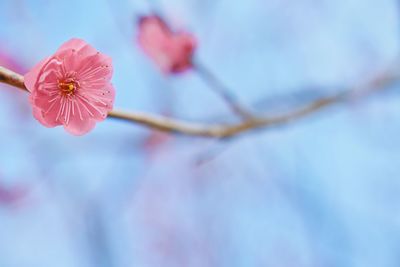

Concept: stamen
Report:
left=58, top=78, right=78, bottom=96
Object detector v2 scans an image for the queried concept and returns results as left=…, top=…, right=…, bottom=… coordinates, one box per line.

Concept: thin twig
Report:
left=0, top=65, right=398, bottom=138
left=193, top=62, right=254, bottom=120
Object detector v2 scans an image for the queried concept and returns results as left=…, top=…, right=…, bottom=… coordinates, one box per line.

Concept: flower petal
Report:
left=64, top=116, right=96, bottom=136
left=58, top=38, right=88, bottom=53
left=30, top=95, right=61, bottom=128
left=76, top=53, right=113, bottom=83
left=24, top=57, right=50, bottom=92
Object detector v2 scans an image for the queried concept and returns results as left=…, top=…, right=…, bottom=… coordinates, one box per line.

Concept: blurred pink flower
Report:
left=24, top=38, right=115, bottom=135
left=142, top=130, right=172, bottom=159
left=137, top=15, right=197, bottom=74
left=0, top=183, right=29, bottom=208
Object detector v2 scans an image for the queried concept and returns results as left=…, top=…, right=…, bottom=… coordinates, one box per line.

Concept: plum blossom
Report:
left=24, top=38, right=115, bottom=135
left=137, top=15, right=197, bottom=74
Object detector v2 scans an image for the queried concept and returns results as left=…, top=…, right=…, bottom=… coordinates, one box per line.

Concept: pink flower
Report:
left=24, top=38, right=115, bottom=135
left=0, top=183, right=28, bottom=208
left=137, top=15, right=197, bottom=74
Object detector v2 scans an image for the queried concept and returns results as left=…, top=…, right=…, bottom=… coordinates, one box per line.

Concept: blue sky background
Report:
left=0, top=0, right=400, bottom=266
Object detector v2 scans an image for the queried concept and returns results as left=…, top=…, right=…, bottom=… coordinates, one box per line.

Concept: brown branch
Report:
left=0, top=65, right=398, bottom=138
left=0, top=66, right=26, bottom=91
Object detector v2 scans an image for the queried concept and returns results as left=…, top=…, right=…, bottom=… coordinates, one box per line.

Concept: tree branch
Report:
left=193, top=62, right=254, bottom=120
left=0, top=66, right=26, bottom=91
left=0, top=65, right=398, bottom=138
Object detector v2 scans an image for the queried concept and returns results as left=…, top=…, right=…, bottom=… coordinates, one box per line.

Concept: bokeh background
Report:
left=1, top=0, right=400, bottom=266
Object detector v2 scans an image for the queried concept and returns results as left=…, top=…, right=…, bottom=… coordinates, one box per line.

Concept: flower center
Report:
left=58, top=79, right=78, bottom=96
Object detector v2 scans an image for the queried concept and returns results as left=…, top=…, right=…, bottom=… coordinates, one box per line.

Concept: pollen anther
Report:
left=58, top=80, right=77, bottom=96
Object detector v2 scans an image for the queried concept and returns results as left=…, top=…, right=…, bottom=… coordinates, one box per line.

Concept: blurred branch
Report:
left=0, top=65, right=398, bottom=138
left=193, top=62, right=254, bottom=119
